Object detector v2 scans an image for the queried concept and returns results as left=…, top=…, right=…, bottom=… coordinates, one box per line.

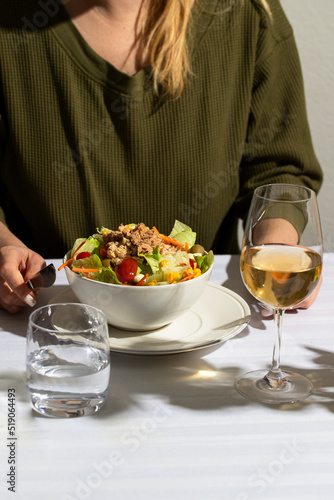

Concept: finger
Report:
left=0, top=278, right=30, bottom=313
left=15, top=282, right=37, bottom=307
left=0, top=262, right=36, bottom=307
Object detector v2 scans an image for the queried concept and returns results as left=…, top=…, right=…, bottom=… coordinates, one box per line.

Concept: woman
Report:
left=0, top=0, right=323, bottom=312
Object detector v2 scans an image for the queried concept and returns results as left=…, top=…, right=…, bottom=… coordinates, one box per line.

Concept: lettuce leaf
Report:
left=93, top=267, right=122, bottom=285
left=194, top=250, right=214, bottom=274
left=168, top=220, right=196, bottom=248
left=145, top=270, right=165, bottom=284
left=71, top=236, right=101, bottom=257
left=73, top=254, right=102, bottom=270
left=138, top=246, right=162, bottom=274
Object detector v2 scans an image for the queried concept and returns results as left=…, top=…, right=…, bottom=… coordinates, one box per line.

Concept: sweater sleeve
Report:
left=235, top=2, right=323, bottom=221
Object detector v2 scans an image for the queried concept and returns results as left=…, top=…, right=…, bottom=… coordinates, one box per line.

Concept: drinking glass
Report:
left=27, top=303, right=111, bottom=417
left=235, top=184, right=323, bottom=404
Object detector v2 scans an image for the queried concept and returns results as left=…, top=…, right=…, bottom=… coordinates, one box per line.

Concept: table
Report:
left=1, top=255, right=333, bottom=500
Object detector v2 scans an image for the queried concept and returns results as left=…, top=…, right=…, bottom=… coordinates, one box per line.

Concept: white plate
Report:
left=49, top=283, right=250, bottom=355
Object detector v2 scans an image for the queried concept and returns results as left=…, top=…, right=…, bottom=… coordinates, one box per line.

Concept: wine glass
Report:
left=235, top=184, right=323, bottom=404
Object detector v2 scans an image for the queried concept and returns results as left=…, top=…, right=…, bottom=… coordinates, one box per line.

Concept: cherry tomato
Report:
left=190, top=259, right=196, bottom=269
left=118, top=258, right=138, bottom=283
left=100, top=245, right=108, bottom=259
left=76, top=251, right=91, bottom=260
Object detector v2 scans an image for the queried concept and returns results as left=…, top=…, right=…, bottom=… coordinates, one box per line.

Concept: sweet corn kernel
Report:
left=160, top=260, right=169, bottom=267
left=166, top=271, right=180, bottom=282
left=148, top=280, right=157, bottom=286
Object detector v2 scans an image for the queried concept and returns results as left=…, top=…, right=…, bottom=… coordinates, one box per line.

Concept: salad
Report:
left=61, top=220, right=214, bottom=286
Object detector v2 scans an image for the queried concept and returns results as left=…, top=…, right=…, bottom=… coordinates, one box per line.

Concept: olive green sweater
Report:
left=0, top=0, right=322, bottom=257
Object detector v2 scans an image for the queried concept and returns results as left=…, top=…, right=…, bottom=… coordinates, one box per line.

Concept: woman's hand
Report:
left=0, top=223, right=46, bottom=313
left=0, top=245, right=46, bottom=313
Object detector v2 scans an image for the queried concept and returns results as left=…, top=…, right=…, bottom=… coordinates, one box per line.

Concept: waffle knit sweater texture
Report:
left=0, top=0, right=322, bottom=257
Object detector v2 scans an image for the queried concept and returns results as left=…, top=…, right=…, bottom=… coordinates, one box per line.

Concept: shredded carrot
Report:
left=179, top=269, right=201, bottom=282
left=185, top=241, right=189, bottom=253
left=178, top=276, right=193, bottom=282
left=58, top=258, right=74, bottom=271
left=161, top=235, right=184, bottom=248
left=72, top=240, right=86, bottom=257
left=136, top=273, right=149, bottom=286
left=71, top=267, right=100, bottom=273
left=58, top=240, right=87, bottom=271
left=152, top=227, right=184, bottom=249
left=181, top=269, right=193, bottom=279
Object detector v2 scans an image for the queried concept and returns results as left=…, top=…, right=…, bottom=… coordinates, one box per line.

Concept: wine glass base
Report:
left=235, top=369, right=313, bottom=404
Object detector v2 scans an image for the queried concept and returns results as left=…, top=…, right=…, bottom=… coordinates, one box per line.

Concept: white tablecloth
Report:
left=0, top=255, right=333, bottom=500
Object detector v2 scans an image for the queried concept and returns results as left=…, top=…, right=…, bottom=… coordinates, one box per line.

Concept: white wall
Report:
left=280, top=0, right=334, bottom=251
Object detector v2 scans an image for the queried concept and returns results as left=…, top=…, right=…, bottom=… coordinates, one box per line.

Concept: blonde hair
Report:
left=143, top=0, right=271, bottom=98
left=142, top=0, right=193, bottom=98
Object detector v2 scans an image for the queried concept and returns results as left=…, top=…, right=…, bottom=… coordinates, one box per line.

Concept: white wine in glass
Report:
left=235, top=184, right=323, bottom=404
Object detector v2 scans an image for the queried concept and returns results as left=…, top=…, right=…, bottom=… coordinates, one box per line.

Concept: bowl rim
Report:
left=63, top=252, right=213, bottom=290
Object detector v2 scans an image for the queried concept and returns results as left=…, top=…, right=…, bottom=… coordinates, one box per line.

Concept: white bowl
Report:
left=63, top=255, right=213, bottom=331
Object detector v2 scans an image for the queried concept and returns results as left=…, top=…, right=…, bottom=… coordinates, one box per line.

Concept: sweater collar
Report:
left=50, top=0, right=219, bottom=97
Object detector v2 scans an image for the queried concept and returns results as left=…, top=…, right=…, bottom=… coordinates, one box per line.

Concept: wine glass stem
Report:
left=265, top=308, right=287, bottom=389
